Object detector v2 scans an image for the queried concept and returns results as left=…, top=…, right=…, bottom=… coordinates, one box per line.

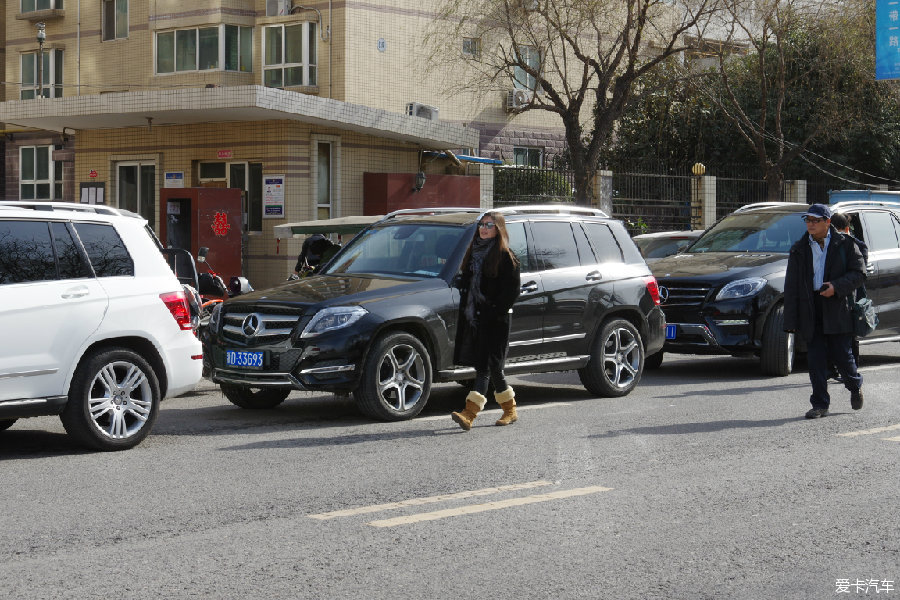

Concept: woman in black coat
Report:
left=451, top=212, right=520, bottom=431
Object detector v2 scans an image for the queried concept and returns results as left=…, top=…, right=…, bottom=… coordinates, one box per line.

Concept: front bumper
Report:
left=661, top=299, right=763, bottom=357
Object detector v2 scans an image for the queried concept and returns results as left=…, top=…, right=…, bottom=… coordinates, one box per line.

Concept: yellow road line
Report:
left=836, top=423, right=900, bottom=438
left=308, top=480, right=554, bottom=520
left=367, top=485, right=613, bottom=528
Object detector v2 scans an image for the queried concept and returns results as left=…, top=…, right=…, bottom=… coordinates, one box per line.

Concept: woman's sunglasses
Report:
left=478, top=222, right=496, bottom=229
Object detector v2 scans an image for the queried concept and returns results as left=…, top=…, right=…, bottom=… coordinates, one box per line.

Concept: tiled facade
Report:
left=0, top=0, right=565, bottom=289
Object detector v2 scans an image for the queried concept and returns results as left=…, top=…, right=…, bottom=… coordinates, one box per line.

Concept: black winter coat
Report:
left=783, top=227, right=865, bottom=341
left=453, top=247, right=520, bottom=368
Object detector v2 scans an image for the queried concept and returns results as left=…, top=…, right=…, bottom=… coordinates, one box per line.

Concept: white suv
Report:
left=0, top=202, right=203, bottom=450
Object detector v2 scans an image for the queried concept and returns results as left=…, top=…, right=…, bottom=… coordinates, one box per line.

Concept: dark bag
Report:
left=852, top=287, right=878, bottom=337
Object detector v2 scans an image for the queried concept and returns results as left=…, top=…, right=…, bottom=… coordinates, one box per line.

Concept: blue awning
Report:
left=423, top=151, right=502, bottom=165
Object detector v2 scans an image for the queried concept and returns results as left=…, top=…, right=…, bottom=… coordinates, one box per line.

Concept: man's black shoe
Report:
left=805, top=407, right=829, bottom=419
left=851, top=389, right=864, bottom=410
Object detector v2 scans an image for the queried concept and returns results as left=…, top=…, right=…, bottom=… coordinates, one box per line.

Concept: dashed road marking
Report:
left=308, top=480, right=553, bottom=520
left=367, top=485, right=613, bottom=528
left=836, top=423, right=900, bottom=438
left=881, top=436, right=900, bottom=442
left=418, top=402, right=571, bottom=422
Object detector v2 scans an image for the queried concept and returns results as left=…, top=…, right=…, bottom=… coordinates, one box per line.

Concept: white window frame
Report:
left=20, top=0, right=62, bottom=13
left=102, top=0, right=128, bottom=41
left=311, top=135, right=340, bottom=220
left=513, top=146, right=543, bottom=167
left=462, top=37, right=481, bottom=59
left=513, top=45, right=540, bottom=91
left=115, top=161, right=156, bottom=225
left=21, top=49, right=64, bottom=99
left=263, top=23, right=317, bottom=88
left=156, top=25, right=252, bottom=74
left=20, top=146, right=59, bottom=201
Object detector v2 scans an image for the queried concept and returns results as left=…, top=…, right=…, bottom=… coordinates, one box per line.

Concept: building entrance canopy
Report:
left=0, top=85, right=479, bottom=150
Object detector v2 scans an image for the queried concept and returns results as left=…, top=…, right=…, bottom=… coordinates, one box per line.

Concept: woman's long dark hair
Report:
left=461, top=211, right=520, bottom=277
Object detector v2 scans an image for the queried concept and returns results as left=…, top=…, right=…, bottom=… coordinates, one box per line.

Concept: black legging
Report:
left=472, top=352, right=508, bottom=396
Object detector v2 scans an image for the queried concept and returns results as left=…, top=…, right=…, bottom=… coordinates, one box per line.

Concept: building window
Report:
left=117, top=163, right=156, bottom=228
left=157, top=25, right=252, bottom=74
left=21, top=50, right=64, bottom=99
left=225, top=25, right=253, bottom=72
left=514, top=147, right=543, bottom=167
left=513, top=45, right=540, bottom=91
left=462, top=37, right=481, bottom=59
left=316, top=142, right=332, bottom=220
left=102, top=0, right=128, bottom=41
left=20, top=146, right=61, bottom=200
left=263, top=23, right=317, bottom=88
left=21, top=0, right=62, bottom=12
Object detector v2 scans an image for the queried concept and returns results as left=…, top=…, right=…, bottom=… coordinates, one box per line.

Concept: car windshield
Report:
left=689, top=211, right=806, bottom=253
left=322, top=223, right=469, bottom=278
left=636, top=236, right=697, bottom=259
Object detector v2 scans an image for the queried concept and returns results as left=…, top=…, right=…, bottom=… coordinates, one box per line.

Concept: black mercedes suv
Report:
left=649, top=200, right=900, bottom=375
left=203, top=206, right=665, bottom=420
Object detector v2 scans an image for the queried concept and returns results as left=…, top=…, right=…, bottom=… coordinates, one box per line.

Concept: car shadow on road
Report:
left=588, top=415, right=815, bottom=439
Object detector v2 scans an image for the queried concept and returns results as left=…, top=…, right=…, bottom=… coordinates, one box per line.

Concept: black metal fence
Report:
left=492, top=163, right=895, bottom=234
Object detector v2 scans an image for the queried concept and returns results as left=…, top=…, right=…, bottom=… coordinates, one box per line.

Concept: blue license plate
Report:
left=226, top=350, right=265, bottom=369
left=665, top=325, right=677, bottom=340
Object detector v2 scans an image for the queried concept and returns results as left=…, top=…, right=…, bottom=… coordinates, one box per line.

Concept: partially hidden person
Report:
left=783, top=204, right=866, bottom=419
left=829, top=212, right=869, bottom=371
left=451, top=212, right=521, bottom=430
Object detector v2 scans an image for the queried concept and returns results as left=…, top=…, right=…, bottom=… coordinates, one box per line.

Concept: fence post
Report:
left=784, top=180, right=807, bottom=204
left=593, top=169, right=613, bottom=215
left=481, top=164, right=495, bottom=209
left=691, top=173, right=717, bottom=229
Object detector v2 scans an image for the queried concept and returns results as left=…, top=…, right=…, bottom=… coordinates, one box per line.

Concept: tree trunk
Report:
left=765, top=169, right=784, bottom=203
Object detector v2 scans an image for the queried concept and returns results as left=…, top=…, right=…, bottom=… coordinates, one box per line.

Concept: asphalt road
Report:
left=2, top=343, right=899, bottom=599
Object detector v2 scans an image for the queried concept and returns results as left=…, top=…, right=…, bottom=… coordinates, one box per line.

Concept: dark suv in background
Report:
left=203, top=206, right=665, bottom=420
left=649, top=201, right=900, bottom=375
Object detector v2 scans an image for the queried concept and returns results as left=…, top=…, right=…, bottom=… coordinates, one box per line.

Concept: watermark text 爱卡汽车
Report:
left=836, top=579, right=894, bottom=594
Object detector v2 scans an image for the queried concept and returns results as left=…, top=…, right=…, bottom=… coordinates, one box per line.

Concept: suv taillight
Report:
left=644, top=276, right=661, bottom=306
left=160, top=291, right=193, bottom=330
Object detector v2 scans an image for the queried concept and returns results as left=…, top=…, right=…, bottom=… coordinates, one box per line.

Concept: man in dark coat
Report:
left=829, top=212, right=869, bottom=370
left=783, top=204, right=866, bottom=418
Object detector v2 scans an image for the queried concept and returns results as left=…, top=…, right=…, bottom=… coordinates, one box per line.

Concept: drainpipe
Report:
left=77, top=0, right=81, bottom=95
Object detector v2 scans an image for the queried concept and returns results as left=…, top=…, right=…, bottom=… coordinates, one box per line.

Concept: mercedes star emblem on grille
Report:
left=658, top=286, right=670, bottom=304
left=242, top=313, right=262, bottom=336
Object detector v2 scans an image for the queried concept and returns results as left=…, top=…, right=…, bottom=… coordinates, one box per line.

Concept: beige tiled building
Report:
left=0, top=1, right=565, bottom=289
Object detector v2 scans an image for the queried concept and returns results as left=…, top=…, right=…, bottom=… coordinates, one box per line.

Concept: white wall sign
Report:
left=164, top=172, right=185, bottom=188
left=263, top=175, right=286, bottom=218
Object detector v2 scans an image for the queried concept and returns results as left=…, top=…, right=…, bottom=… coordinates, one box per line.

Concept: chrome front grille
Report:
left=658, top=283, right=712, bottom=308
left=222, top=310, right=303, bottom=345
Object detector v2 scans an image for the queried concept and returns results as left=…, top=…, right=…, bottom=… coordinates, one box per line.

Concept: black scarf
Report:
left=465, top=236, right=496, bottom=325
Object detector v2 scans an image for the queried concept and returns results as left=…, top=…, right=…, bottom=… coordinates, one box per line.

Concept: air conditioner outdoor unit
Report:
left=406, top=102, right=440, bottom=121
left=507, top=89, right=533, bottom=111
left=267, top=0, right=291, bottom=16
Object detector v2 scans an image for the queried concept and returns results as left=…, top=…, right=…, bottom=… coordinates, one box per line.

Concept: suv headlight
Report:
left=716, top=277, right=767, bottom=300
left=301, top=306, right=368, bottom=338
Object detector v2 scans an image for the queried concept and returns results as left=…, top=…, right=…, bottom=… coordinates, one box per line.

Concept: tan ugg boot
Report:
left=494, top=386, right=517, bottom=426
left=451, top=391, right=487, bottom=431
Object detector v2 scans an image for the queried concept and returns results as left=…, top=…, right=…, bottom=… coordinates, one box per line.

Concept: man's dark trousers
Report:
left=808, top=298, right=862, bottom=409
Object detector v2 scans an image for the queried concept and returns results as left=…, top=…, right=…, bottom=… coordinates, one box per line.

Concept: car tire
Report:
left=354, top=332, right=432, bottom=421
left=579, top=318, right=645, bottom=397
left=760, top=304, right=794, bottom=376
left=0, top=419, right=16, bottom=432
left=221, top=384, right=290, bottom=409
left=644, top=351, right=664, bottom=370
left=60, top=348, right=160, bottom=451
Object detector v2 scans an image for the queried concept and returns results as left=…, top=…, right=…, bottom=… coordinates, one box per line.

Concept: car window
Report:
left=506, top=221, right=531, bottom=272
left=325, top=224, right=468, bottom=277
left=862, top=211, right=900, bottom=251
left=531, top=221, right=580, bottom=270
left=690, top=212, right=805, bottom=253
left=51, top=222, right=92, bottom=279
left=73, top=222, right=135, bottom=277
left=0, top=220, right=56, bottom=284
left=582, top=222, right=623, bottom=263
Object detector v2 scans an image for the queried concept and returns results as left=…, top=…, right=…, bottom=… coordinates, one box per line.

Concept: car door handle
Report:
left=61, top=285, right=90, bottom=299
left=586, top=270, right=603, bottom=281
left=521, top=281, right=538, bottom=293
